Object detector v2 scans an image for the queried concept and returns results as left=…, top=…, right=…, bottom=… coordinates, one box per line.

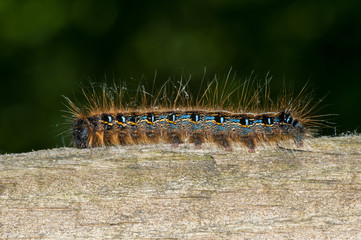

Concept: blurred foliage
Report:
left=0, top=0, right=360, bottom=153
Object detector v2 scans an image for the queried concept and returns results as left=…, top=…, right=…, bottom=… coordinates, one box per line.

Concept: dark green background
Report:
left=1, top=0, right=360, bottom=153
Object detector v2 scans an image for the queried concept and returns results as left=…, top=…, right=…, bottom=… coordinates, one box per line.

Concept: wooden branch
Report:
left=1, top=135, right=361, bottom=239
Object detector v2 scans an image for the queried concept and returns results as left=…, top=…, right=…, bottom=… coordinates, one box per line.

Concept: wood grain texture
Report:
left=1, top=135, right=361, bottom=239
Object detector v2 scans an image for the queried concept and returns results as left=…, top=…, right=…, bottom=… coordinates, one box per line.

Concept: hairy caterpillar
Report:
left=64, top=73, right=325, bottom=153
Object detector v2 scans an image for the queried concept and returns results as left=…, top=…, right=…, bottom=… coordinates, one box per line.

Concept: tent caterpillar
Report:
left=64, top=73, right=326, bottom=152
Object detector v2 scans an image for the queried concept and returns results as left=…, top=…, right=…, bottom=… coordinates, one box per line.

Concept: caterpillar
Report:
left=64, top=73, right=325, bottom=153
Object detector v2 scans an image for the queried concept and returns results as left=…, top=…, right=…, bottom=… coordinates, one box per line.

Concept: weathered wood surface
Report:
left=1, top=135, right=361, bottom=239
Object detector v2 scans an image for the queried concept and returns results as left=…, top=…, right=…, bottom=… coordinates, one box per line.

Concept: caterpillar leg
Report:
left=294, top=135, right=304, bottom=148
left=243, top=137, right=256, bottom=153
left=191, top=133, right=204, bottom=149
left=117, top=132, right=127, bottom=145
left=214, top=134, right=232, bottom=151
left=130, top=130, right=141, bottom=143
left=169, top=132, right=182, bottom=148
